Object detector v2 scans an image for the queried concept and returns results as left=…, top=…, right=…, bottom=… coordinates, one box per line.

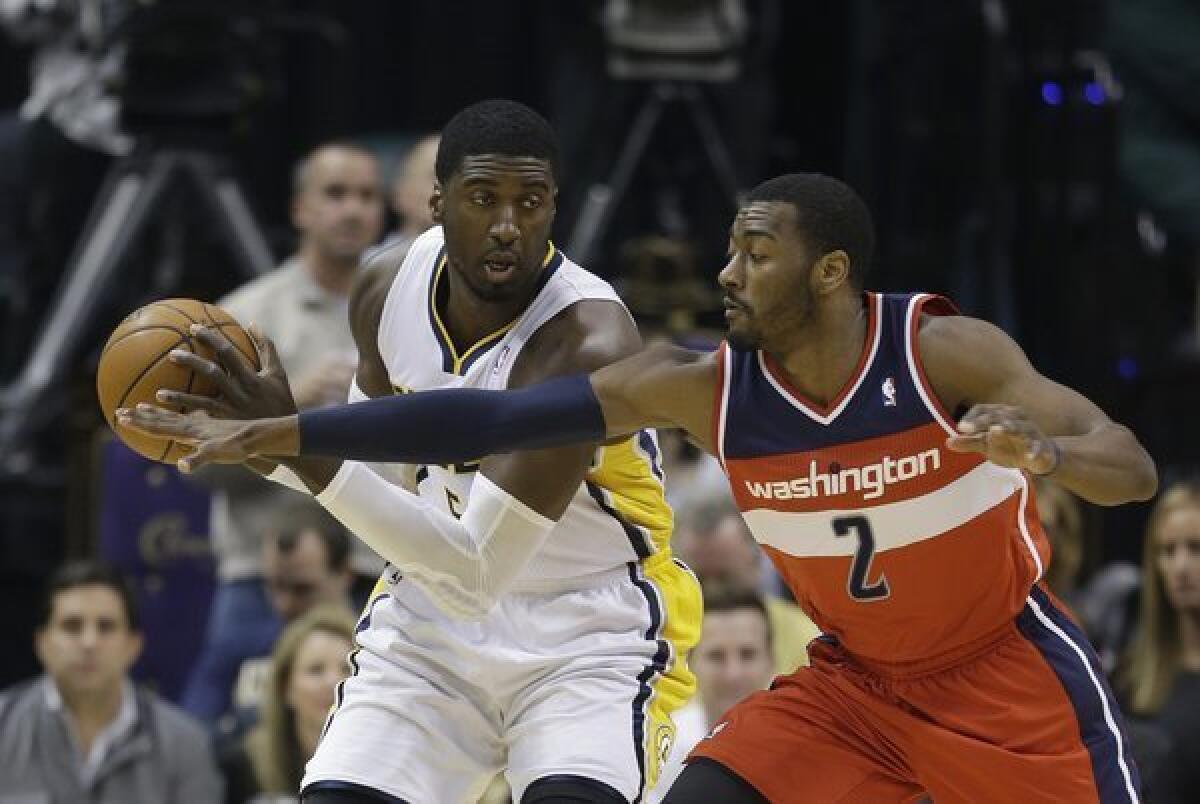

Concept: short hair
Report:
left=701, top=580, right=773, bottom=647
left=291, top=141, right=377, bottom=196
left=37, top=560, right=140, bottom=631
left=269, top=500, right=351, bottom=572
left=745, top=173, right=875, bottom=287
left=435, top=99, right=560, bottom=184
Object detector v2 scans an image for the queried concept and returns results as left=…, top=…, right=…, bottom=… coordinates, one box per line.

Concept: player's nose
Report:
left=489, top=209, right=520, bottom=246
left=718, top=256, right=742, bottom=288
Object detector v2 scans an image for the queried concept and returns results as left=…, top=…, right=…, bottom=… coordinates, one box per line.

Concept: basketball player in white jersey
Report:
left=140, top=100, right=700, bottom=804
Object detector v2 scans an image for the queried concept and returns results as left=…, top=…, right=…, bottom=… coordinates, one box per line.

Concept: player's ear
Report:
left=430, top=184, right=444, bottom=224
left=812, top=250, right=850, bottom=296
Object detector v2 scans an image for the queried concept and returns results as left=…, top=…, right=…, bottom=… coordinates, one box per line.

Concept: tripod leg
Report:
left=681, top=85, right=743, bottom=204
left=0, top=155, right=177, bottom=464
left=568, top=83, right=671, bottom=266
left=186, top=154, right=274, bottom=279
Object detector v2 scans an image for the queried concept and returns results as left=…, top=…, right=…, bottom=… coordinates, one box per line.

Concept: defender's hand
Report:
left=155, top=324, right=298, bottom=421
left=946, top=404, right=1060, bottom=475
left=114, top=406, right=300, bottom=473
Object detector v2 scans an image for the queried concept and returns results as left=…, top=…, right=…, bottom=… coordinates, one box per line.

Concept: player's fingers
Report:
left=115, top=403, right=192, bottom=438
left=155, top=389, right=228, bottom=416
left=168, top=347, right=239, bottom=398
left=956, top=404, right=1003, bottom=433
left=178, top=437, right=241, bottom=473
left=192, top=324, right=258, bottom=387
left=945, top=433, right=987, bottom=453
left=250, top=324, right=285, bottom=377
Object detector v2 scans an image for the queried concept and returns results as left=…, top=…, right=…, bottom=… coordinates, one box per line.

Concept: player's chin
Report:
left=725, top=324, right=760, bottom=351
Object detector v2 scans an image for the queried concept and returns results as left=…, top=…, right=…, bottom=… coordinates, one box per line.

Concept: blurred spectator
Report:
left=657, top=427, right=730, bottom=518
left=0, top=560, right=221, bottom=803
left=186, top=141, right=383, bottom=720
left=651, top=582, right=776, bottom=802
left=0, top=0, right=128, bottom=376
left=674, top=500, right=819, bottom=673
left=384, top=133, right=439, bottom=253
left=183, top=499, right=354, bottom=730
left=1120, top=477, right=1200, bottom=801
left=219, top=606, right=355, bottom=804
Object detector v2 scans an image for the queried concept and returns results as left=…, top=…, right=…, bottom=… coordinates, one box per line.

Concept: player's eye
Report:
left=470, top=192, right=492, bottom=206
left=521, top=195, right=542, bottom=210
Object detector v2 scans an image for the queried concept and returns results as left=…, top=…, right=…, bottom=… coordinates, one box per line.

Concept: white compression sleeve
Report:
left=315, top=461, right=555, bottom=619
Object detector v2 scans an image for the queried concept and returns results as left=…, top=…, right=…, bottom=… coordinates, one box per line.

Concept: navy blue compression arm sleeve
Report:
left=297, top=373, right=606, bottom=463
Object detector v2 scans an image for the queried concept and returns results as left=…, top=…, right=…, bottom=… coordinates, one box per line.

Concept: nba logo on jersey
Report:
left=493, top=345, right=511, bottom=376
left=882, top=376, right=897, bottom=406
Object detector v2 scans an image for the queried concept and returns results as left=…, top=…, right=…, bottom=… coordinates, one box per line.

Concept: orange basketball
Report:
left=96, top=298, right=260, bottom=464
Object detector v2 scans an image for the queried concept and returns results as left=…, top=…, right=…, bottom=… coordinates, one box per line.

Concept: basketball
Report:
left=96, top=299, right=260, bottom=464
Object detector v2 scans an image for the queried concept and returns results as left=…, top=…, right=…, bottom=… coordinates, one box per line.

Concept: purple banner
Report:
left=97, top=438, right=214, bottom=703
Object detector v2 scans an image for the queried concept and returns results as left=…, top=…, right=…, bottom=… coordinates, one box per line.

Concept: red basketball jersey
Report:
left=714, top=292, right=1051, bottom=664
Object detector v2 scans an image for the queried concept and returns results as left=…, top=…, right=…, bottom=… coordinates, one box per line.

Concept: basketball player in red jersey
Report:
left=122, top=173, right=1157, bottom=803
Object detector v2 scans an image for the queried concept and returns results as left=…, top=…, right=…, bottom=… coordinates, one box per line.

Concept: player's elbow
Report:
left=1129, top=455, right=1159, bottom=503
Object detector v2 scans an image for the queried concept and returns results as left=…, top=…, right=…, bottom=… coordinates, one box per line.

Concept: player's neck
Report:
left=1180, top=608, right=1200, bottom=671
left=441, top=266, right=531, bottom=349
left=769, top=295, right=869, bottom=408
left=300, top=245, right=357, bottom=297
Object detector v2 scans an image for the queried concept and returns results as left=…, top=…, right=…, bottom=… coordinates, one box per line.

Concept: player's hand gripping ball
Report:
left=96, top=299, right=260, bottom=464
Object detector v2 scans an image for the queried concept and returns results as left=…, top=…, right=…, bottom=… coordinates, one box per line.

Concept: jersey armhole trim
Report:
left=904, top=294, right=959, bottom=435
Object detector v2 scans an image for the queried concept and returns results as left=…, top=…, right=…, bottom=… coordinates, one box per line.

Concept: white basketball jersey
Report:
left=374, top=227, right=674, bottom=582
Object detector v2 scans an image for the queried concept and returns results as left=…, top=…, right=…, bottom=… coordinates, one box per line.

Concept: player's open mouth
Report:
left=483, top=253, right=518, bottom=281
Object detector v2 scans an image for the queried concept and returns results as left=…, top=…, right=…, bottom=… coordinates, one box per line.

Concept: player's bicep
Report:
left=479, top=443, right=597, bottom=521
left=922, top=315, right=1112, bottom=437
left=348, top=251, right=400, bottom=398
left=592, top=343, right=719, bottom=452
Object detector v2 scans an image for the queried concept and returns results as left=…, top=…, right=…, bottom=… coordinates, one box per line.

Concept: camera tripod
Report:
left=0, top=145, right=274, bottom=473
left=567, top=80, right=743, bottom=268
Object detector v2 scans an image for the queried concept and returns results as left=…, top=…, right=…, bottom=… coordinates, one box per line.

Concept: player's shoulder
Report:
left=352, top=227, right=443, bottom=338
left=512, top=298, right=641, bottom=385
left=917, top=311, right=1023, bottom=368
left=917, top=310, right=1033, bottom=411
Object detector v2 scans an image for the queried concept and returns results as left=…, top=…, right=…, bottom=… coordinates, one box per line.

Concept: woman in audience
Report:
left=221, top=605, right=356, bottom=804
left=1121, top=477, right=1200, bottom=802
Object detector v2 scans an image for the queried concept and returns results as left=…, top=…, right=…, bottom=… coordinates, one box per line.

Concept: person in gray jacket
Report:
left=0, top=560, right=222, bottom=804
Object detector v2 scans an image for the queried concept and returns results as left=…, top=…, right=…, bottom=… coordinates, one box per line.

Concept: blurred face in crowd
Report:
left=1156, top=500, right=1200, bottom=613
left=391, top=135, right=440, bottom=237
left=263, top=529, right=352, bottom=621
left=285, top=628, right=352, bottom=739
left=293, top=146, right=385, bottom=264
left=35, top=585, right=142, bottom=701
left=719, top=202, right=836, bottom=352
left=691, top=607, right=774, bottom=725
left=432, top=154, right=557, bottom=303
left=676, top=512, right=760, bottom=588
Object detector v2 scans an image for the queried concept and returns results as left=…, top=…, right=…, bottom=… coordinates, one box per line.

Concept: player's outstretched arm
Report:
left=921, top=314, right=1158, bottom=505
left=118, top=337, right=720, bottom=472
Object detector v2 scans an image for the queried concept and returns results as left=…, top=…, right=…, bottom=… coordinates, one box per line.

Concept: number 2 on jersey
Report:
left=833, top=515, right=890, bottom=601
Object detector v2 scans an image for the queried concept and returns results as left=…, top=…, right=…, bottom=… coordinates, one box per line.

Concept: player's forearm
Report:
left=1045, top=423, right=1158, bottom=505
left=315, top=462, right=554, bottom=618
left=294, top=374, right=607, bottom=464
